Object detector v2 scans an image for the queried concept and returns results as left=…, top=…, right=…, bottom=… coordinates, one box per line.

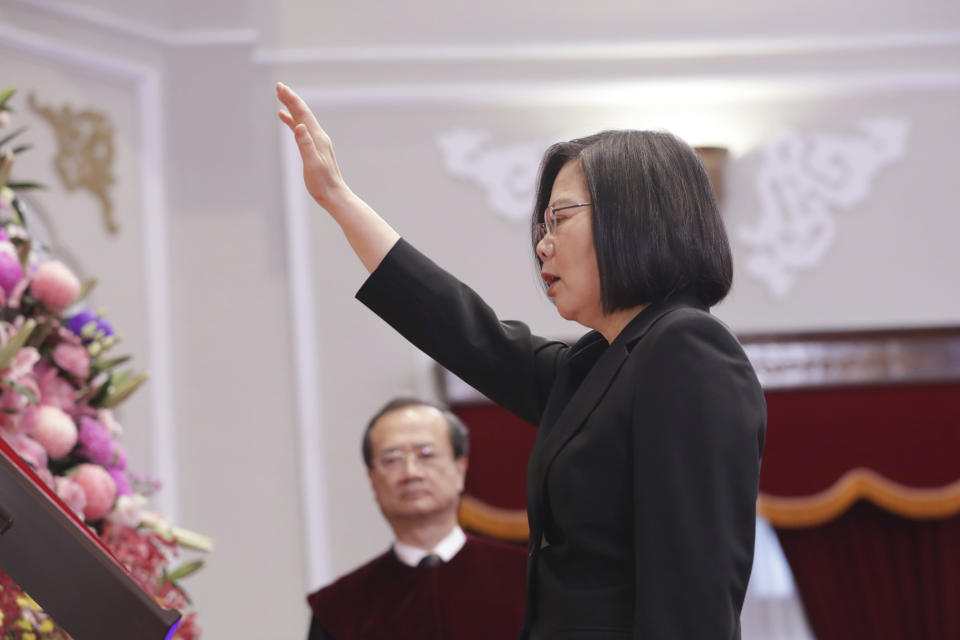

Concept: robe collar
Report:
left=392, top=525, right=466, bottom=567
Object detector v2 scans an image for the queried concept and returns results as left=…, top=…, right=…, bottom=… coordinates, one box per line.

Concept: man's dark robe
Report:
left=307, top=534, right=526, bottom=640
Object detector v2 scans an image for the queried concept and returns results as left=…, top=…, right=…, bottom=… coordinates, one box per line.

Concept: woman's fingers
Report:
left=278, top=108, right=296, bottom=131
left=276, top=83, right=322, bottom=133
left=276, top=83, right=348, bottom=208
left=294, top=123, right=319, bottom=159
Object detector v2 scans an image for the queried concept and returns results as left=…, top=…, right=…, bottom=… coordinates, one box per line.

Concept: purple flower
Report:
left=67, top=309, right=98, bottom=340
left=77, top=416, right=113, bottom=465
left=108, top=466, right=132, bottom=497
left=97, top=317, right=114, bottom=338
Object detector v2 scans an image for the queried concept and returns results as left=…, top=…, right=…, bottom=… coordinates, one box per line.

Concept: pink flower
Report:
left=30, top=260, right=80, bottom=312
left=108, top=466, right=132, bottom=496
left=53, top=342, right=90, bottom=380
left=55, top=475, right=87, bottom=519
left=29, top=405, right=77, bottom=458
left=7, top=272, right=30, bottom=308
left=0, top=252, right=22, bottom=295
left=72, top=463, right=116, bottom=521
left=106, top=494, right=144, bottom=528
left=0, top=430, right=47, bottom=469
left=4, top=344, right=39, bottom=380
left=0, top=378, right=38, bottom=430
left=77, top=416, right=113, bottom=464
left=34, top=362, right=77, bottom=411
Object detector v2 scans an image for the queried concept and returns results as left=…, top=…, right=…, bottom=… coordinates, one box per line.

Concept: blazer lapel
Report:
left=531, top=340, right=630, bottom=520
left=527, top=291, right=710, bottom=534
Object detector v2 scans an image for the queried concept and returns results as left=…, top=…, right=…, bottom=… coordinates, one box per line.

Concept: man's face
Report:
left=367, top=406, right=467, bottom=525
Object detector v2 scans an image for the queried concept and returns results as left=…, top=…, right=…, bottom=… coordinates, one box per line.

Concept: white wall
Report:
left=1, top=0, right=958, bottom=638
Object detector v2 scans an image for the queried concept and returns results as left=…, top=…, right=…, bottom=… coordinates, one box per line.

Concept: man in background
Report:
left=307, top=397, right=527, bottom=640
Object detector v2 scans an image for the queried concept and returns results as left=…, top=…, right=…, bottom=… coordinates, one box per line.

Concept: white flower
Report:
left=106, top=493, right=147, bottom=528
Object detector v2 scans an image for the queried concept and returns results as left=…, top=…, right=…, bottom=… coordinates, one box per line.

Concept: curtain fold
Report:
left=777, top=503, right=960, bottom=640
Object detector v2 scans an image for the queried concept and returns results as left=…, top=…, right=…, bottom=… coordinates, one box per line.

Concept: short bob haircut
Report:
left=531, top=130, right=732, bottom=312
left=361, top=397, right=470, bottom=469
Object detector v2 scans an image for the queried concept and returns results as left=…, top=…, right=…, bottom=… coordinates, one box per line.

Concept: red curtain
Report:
left=455, top=382, right=960, bottom=637
left=762, top=383, right=960, bottom=639
left=452, top=404, right=535, bottom=510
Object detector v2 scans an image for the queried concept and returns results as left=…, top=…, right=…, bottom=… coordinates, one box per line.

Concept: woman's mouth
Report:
left=542, top=273, right=560, bottom=296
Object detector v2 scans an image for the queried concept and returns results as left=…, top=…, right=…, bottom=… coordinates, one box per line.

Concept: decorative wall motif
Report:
left=28, top=93, right=117, bottom=234
left=739, top=119, right=910, bottom=297
left=435, top=129, right=546, bottom=222
left=437, top=129, right=732, bottom=222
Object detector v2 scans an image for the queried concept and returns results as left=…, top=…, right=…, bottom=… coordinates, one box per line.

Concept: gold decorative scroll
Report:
left=758, top=468, right=960, bottom=529
left=28, top=93, right=117, bottom=234
left=458, top=495, right=529, bottom=542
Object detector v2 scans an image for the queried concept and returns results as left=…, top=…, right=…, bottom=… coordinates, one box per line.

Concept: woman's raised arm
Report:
left=276, top=82, right=399, bottom=273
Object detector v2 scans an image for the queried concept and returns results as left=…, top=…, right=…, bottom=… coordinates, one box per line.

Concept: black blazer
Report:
left=357, top=239, right=766, bottom=640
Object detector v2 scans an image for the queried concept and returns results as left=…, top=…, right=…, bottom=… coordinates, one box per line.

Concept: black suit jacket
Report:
left=357, top=239, right=766, bottom=639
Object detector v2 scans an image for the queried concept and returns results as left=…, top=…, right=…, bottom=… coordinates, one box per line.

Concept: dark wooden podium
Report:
left=0, top=437, right=182, bottom=639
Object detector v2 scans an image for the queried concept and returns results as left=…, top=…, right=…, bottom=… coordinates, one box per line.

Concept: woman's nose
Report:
left=536, top=236, right=554, bottom=260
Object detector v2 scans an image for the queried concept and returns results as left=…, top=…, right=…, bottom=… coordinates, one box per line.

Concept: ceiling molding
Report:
left=254, top=29, right=960, bottom=65
left=12, top=0, right=258, bottom=47
left=293, top=70, right=960, bottom=109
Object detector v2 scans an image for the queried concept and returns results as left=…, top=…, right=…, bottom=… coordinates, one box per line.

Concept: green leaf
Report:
left=1, top=378, right=38, bottom=404
left=5, top=181, right=44, bottom=191
left=0, top=87, right=14, bottom=108
left=165, top=559, right=204, bottom=582
left=100, top=371, right=149, bottom=408
left=0, top=127, right=26, bottom=149
left=75, top=278, right=97, bottom=303
left=15, top=237, right=30, bottom=272
left=10, top=195, right=25, bottom=226
left=78, top=376, right=110, bottom=406
left=25, top=321, right=53, bottom=349
left=91, top=354, right=131, bottom=372
left=0, top=319, right=36, bottom=372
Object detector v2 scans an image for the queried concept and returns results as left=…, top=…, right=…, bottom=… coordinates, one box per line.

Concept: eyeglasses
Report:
left=533, top=202, right=591, bottom=243
left=374, top=444, right=448, bottom=475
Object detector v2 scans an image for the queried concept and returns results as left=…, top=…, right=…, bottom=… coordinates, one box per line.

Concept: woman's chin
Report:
left=554, top=304, right=577, bottom=323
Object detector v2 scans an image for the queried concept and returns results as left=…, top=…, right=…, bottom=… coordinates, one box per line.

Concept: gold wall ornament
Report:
left=28, top=93, right=118, bottom=234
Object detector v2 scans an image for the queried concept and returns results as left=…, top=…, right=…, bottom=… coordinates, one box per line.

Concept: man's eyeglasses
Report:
left=533, top=203, right=591, bottom=243
left=374, top=444, right=447, bottom=475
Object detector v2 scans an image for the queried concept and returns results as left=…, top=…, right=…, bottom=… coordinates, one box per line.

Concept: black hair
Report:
left=531, top=130, right=732, bottom=312
left=361, top=397, right=470, bottom=468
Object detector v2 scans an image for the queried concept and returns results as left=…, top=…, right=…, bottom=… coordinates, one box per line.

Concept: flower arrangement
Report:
left=0, top=86, right=208, bottom=639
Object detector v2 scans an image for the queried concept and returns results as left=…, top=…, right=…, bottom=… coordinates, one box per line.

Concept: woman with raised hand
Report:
left=277, top=81, right=766, bottom=640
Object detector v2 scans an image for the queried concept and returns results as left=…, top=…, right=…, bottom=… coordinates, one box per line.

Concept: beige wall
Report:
left=1, top=0, right=958, bottom=638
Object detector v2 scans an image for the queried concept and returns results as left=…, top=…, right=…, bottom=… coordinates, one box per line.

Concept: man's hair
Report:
left=361, top=397, right=470, bottom=469
left=530, top=129, right=733, bottom=312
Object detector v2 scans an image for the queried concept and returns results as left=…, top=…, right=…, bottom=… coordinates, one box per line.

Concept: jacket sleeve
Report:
left=630, top=311, right=766, bottom=639
left=356, top=238, right=568, bottom=426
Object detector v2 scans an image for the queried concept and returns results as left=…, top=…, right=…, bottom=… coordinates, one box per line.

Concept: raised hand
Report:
left=276, top=82, right=350, bottom=211
left=275, top=82, right=400, bottom=273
